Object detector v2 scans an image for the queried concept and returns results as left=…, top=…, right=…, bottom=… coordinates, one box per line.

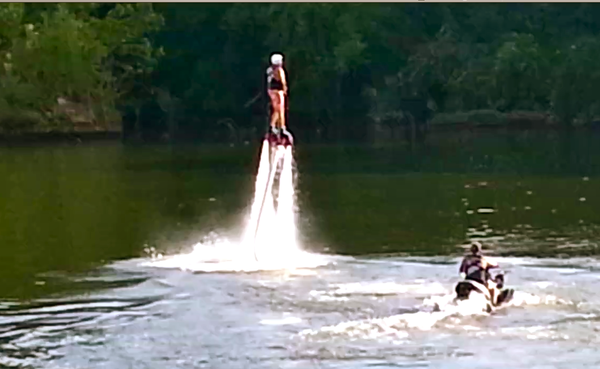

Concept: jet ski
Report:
left=454, top=272, right=514, bottom=313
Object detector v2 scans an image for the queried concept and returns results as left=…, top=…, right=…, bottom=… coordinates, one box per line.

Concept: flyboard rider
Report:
left=266, top=53, right=293, bottom=146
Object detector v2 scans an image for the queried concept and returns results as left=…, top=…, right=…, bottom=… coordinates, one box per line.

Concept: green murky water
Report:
left=1, top=132, right=600, bottom=368
left=1, top=133, right=599, bottom=298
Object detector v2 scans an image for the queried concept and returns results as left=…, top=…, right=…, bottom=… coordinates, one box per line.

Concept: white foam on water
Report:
left=260, top=316, right=303, bottom=326
left=297, top=308, right=469, bottom=342
left=299, top=290, right=558, bottom=343
left=470, top=325, right=571, bottom=341
left=299, top=278, right=574, bottom=343
left=311, top=281, right=448, bottom=298
left=141, top=140, right=330, bottom=273
left=423, top=289, right=570, bottom=312
left=299, top=284, right=492, bottom=343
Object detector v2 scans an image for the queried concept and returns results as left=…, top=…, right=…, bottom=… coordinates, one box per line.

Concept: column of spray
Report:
left=245, top=140, right=274, bottom=245
left=276, top=146, right=298, bottom=251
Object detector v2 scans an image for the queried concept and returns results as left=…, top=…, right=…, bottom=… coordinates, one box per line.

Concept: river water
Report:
left=1, top=136, right=600, bottom=368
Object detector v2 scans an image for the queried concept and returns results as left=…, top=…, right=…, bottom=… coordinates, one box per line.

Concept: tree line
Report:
left=1, top=3, right=599, bottom=142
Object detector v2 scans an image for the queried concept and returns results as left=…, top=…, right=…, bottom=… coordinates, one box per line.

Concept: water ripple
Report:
left=0, top=271, right=167, bottom=368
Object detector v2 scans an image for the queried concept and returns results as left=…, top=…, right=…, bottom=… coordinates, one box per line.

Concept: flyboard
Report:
left=252, top=102, right=293, bottom=262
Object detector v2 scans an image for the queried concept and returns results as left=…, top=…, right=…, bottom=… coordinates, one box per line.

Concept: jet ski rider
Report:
left=459, top=241, right=499, bottom=288
left=266, top=53, right=288, bottom=135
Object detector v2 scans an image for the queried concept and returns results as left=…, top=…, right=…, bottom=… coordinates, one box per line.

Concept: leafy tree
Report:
left=551, top=37, right=600, bottom=127
left=0, top=3, right=163, bottom=133
left=5, top=4, right=600, bottom=139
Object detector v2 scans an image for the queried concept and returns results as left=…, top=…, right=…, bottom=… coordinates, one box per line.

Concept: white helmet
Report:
left=270, top=53, right=283, bottom=65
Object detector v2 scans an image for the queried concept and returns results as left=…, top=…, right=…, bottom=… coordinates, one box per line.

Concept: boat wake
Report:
left=298, top=281, right=572, bottom=343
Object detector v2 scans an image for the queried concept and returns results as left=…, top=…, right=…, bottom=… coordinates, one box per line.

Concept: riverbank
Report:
left=2, top=109, right=600, bottom=147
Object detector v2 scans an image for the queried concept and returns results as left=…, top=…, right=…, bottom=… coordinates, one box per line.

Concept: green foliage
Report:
left=0, top=3, right=163, bottom=133
left=551, top=37, right=600, bottom=126
left=153, top=3, right=600, bottom=141
left=491, top=33, right=551, bottom=111
left=0, top=4, right=24, bottom=49
left=3, top=4, right=600, bottom=138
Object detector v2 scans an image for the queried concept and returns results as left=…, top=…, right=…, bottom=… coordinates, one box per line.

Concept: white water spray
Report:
left=277, top=146, right=296, bottom=245
left=245, top=140, right=277, bottom=246
left=244, top=140, right=299, bottom=262
left=143, top=139, right=328, bottom=273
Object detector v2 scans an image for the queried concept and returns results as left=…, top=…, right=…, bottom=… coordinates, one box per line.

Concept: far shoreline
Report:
left=1, top=118, right=599, bottom=148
